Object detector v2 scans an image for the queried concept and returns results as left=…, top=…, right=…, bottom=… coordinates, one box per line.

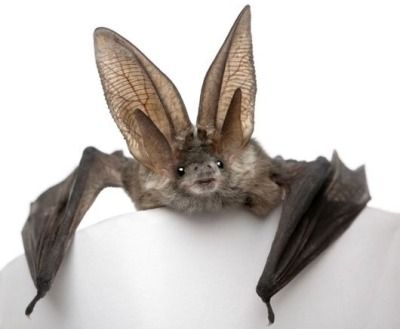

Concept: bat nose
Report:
left=204, top=162, right=217, bottom=176
left=195, top=162, right=216, bottom=176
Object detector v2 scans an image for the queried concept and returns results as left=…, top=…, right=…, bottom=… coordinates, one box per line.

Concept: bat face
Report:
left=175, top=141, right=226, bottom=196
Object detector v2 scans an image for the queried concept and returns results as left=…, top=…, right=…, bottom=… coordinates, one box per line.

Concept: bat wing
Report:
left=257, top=152, right=371, bottom=324
left=22, top=148, right=130, bottom=315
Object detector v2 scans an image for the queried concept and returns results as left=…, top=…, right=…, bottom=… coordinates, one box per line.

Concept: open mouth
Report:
left=190, top=178, right=218, bottom=194
left=196, top=178, right=216, bottom=186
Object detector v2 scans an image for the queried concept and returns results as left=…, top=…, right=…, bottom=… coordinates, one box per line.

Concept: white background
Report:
left=0, top=0, right=399, bottom=269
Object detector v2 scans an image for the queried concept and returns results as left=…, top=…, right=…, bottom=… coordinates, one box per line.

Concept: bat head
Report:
left=94, top=6, right=259, bottom=210
left=172, top=134, right=230, bottom=196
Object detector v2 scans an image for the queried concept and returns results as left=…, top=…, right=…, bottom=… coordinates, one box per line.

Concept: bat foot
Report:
left=25, top=277, right=50, bottom=316
left=266, top=299, right=275, bottom=325
left=25, top=291, right=44, bottom=316
left=256, top=284, right=275, bottom=324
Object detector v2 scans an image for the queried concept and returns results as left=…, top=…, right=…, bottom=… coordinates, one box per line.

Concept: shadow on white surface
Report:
left=1, top=207, right=399, bottom=329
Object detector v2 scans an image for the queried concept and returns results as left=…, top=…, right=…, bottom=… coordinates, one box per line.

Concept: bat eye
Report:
left=216, top=160, right=224, bottom=169
left=177, top=166, right=185, bottom=177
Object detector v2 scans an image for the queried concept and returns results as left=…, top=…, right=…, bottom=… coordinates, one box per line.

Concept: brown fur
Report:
left=123, top=138, right=282, bottom=216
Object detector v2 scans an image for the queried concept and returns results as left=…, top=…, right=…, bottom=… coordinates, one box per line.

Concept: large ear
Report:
left=133, top=110, right=174, bottom=174
left=94, top=28, right=193, bottom=174
left=197, top=5, right=256, bottom=153
left=220, top=88, right=243, bottom=155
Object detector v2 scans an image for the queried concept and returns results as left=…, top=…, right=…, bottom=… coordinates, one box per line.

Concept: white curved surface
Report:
left=0, top=207, right=399, bottom=329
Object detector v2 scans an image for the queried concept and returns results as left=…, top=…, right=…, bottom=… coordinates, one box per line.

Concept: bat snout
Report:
left=193, top=161, right=218, bottom=177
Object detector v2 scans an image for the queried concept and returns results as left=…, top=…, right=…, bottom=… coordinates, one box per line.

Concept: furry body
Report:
left=124, top=139, right=282, bottom=215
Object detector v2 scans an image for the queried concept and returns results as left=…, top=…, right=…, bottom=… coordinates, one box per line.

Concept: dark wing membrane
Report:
left=257, top=152, right=370, bottom=324
left=197, top=5, right=255, bottom=145
left=22, top=148, right=130, bottom=315
left=94, top=28, right=193, bottom=155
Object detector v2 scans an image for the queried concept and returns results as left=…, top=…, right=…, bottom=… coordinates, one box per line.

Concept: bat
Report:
left=21, top=5, right=370, bottom=324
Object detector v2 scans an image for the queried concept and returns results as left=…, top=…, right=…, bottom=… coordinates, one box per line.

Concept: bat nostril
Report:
left=194, top=166, right=198, bottom=171
left=207, top=164, right=212, bottom=169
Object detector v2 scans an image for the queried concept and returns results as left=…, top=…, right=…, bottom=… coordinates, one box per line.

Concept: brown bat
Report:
left=22, top=5, right=370, bottom=324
